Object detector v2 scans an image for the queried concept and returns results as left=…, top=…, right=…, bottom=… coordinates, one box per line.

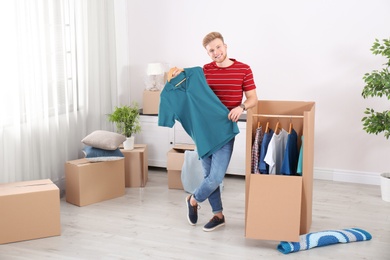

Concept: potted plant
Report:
left=107, top=102, right=141, bottom=150
left=361, top=37, right=390, bottom=202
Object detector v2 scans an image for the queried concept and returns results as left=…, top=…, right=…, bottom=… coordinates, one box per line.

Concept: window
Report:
left=49, top=0, right=78, bottom=115
left=0, top=0, right=78, bottom=127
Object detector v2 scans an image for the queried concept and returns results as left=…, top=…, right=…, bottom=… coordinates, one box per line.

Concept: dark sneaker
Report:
left=186, top=195, right=198, bottom=225
left=203, top=215, right=225, bottom=232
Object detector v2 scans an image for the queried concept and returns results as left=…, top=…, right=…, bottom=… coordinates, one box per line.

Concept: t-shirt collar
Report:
left=210, top=58, right=236, bottom=68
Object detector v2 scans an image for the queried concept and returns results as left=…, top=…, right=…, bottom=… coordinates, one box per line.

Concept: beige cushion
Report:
left=82, top=130, right=126, bottom=150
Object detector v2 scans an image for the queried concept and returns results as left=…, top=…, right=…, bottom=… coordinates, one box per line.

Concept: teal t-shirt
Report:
left=158, top=67, right=239, bottom=159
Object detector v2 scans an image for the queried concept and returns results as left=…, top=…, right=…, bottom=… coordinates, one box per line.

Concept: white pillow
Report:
left=81, top=130, right=126, bottom=150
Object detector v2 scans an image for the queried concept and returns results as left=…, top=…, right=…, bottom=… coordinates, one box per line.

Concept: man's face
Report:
left=205, top=38, right=227, bottom=63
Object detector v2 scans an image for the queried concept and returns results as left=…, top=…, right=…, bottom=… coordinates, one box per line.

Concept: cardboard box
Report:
left=0, top=179, right=61, bottom=244
left=167, top=144, right=196, bottom=189
left=65, top=158, right=125, bottom=206
left=245, top=100, right=315, bottom=242
left=143, top=90, right=160, bottom=115
left=121, top=144, right=148, bottom=187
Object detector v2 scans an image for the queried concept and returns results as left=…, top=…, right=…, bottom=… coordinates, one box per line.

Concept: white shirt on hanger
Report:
left=264, top=128, right=288, bottom=174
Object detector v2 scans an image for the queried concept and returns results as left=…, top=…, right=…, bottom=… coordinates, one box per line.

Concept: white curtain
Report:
left=0, top=0, right=118, bottom=193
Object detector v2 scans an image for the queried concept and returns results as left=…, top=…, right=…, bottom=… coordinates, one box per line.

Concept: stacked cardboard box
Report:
left=143, top=90, right=160, bottom=115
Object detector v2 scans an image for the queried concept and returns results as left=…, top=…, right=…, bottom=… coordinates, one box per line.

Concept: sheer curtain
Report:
left=0, top=0, right=118, bottom=193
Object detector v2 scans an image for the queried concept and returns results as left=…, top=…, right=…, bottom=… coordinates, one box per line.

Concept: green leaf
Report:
left=107, top=102, right=141, bottom=137
left=361, top=38, right=390, bottom=140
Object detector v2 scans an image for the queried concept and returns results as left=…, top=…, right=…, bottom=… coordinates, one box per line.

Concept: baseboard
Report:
left=148, top=159, right=167, bottom=168
left=314, top=168, right=381, bottom=186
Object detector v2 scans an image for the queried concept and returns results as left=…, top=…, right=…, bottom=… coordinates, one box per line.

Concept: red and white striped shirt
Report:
left=203, top=59, right=256, bottom=110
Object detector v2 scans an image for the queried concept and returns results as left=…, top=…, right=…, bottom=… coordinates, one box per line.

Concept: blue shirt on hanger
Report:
left=281, top=128, right=299, bottom=175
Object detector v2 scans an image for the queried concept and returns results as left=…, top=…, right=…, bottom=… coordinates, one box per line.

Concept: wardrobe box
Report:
left=167, top=144, right=196, bottom=189
left=143, top=90, right=160, bottom=115
left=0, top=179, right=61, bottom=244
left=65, top=158, right=125, bottom=206
left=121, top=144, right=148, bottom=187
left=245, top=100, right=315, bottom=242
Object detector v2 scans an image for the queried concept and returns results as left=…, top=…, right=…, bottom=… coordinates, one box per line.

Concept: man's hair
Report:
left=202, top=32, right=224, bottom=49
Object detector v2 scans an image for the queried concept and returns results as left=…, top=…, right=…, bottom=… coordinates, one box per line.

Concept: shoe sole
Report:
left=203, top=222, right=225, bottom=232
left=185, top=196, right=196, bottom=226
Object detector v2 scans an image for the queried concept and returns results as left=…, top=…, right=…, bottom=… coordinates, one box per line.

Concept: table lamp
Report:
left=145, top=63, right=164, bottom=91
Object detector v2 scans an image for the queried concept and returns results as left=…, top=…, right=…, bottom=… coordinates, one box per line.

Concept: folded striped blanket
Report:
left=277, top=228, right=372, bottom=254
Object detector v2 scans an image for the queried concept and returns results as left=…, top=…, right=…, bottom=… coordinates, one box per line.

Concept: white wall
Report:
left=120, top=0, right=390, bottom=180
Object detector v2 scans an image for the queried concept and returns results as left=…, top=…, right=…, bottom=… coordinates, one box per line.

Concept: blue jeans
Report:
left=193, top=138, right=235, bottom=214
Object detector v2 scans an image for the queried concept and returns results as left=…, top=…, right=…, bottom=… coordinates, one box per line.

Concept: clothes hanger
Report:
left=275, top=120, right=282, bottom=134
left=265, top=121, right=269, bottom=133
left=257, top=122, right=261, bottom=129
left=289, top=117, right=293, bottom=134
left=175, top=78, right=186, bottom=87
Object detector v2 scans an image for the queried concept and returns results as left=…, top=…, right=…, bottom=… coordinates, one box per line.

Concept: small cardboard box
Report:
left=143, top=90, right=160, bottom=115
left=121, top=144, right=148, bottom=187
left=167, top=144, right=196, bottom=189
left=0, top=179, right=61, bottom=244
left=65, top=158, right=125, bottom=206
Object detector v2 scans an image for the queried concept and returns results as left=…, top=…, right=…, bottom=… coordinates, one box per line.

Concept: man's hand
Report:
left=228, top=106, right=244, bottom=122
left=168, top=67, right=184, bottom=81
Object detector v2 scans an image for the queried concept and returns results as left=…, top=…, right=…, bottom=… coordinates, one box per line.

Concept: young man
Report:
left=171, top=32, right=258, bottom=231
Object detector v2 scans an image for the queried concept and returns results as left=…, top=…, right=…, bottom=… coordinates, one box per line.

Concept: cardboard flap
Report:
left=0, top=179, right=58, bottom=196
left=172, top=144, right=196, bottom=152
left=66, top=158, right=91, bottom=166
left=246, top=174, right=302, bottom=242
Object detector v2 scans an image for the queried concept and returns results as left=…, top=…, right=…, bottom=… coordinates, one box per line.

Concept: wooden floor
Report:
left=1, top=167, right=389, bottom=259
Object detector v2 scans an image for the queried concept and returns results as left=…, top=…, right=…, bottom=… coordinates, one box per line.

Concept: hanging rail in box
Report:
left=252, top=114, right=304, bottom=118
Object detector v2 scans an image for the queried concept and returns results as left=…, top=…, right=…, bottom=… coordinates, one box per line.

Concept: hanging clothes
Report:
left=264, top=128, right=288, bottom=174
left=296, top=136, right=304, bottom=175
left=280, top=128, right=299, bottom=175
left=251, top=126, right=263, bottom=174
left=258, top=128, right=274, bottom=174
left=158, top=67, right=239, bottom=159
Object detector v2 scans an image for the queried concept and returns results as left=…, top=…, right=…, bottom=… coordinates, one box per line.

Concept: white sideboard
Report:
left=135, top=114, right=246, bottom=176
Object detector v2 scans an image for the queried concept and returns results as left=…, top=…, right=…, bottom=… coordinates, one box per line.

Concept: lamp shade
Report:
left=146, top=63, right=164, bottom=76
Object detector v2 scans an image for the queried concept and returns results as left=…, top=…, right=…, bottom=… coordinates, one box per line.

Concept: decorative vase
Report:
left=380, top=172, right=390, bottom=202
left=123, top=136, right=135, bottom=150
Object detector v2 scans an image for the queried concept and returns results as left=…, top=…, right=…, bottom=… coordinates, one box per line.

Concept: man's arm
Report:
left=242, top=89, right=258, bottom=111
left=228, top=89, right=258, bottom=122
